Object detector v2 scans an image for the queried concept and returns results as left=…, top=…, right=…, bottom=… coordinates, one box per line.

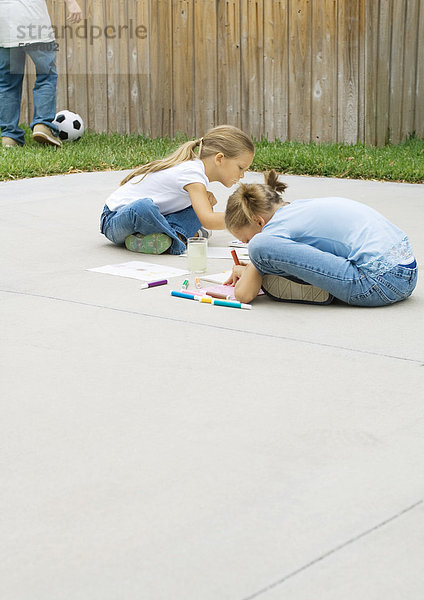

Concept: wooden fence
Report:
left=20, top=0, right=424, bottom=144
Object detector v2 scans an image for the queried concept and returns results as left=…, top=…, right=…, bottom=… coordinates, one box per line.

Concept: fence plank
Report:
left=415, top=0, right=424, bottom=137
left=402, top=0, right=420, bottom=138
left=241, top=0, right=264, bottom=138
left=194, top=0, right=217, bottom=136
left=337, top=0, right=360, bottom=143
left=376, top=0, right=392, bottom=145
left=388, top=0, right=404, bottom=144
left=358, top=0, right=366, bottom=142
left=150, top=0, right=173, bottom=136
left=288, top=0, right=312, bottom=142
left=172, top=0, right=194, bottom=137
left=127, top=0, right=150, bottom=135
left=104, top=0, right=118, bottom=133
left=65, top=0, right=89, bottom=122
left=311, top=0, right=337, bottom=143
left=22, top=58, right=36, bottom=130
left=86, top=0, right=108, bottom=132
left=104, top=1, right=129, bottom=133
left=217, top=0, right=241, bottom=127
left=119, top=0, right=131, bottom=133
left=363, top=0, right=378, bottom=145
left=19, top=61, right=31, bottom=128
left=263, top=0, right=289, bottom=141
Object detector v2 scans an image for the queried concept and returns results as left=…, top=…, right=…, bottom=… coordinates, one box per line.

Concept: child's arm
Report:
left=185, top=183, right=225, bottom=230
left=224, top=263, right=263, bottom=303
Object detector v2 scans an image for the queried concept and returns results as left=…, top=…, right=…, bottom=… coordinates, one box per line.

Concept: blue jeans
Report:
left=100, top=199, right=202, bottom=255
left=0, top=44, right=58, bottom=146
left=248, top=235, right=418, bottom=307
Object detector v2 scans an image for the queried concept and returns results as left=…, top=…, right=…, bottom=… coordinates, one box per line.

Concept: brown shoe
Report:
left=1, top=136, right=19, bottom=148
left=33, top=124, right=62, bottom=147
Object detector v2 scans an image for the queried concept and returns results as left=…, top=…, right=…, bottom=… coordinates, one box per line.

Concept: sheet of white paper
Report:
left=87, top=261, right=189, bottom=282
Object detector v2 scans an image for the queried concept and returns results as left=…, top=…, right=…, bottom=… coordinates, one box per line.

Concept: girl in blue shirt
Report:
left=224, top=170, right=417, bottom=307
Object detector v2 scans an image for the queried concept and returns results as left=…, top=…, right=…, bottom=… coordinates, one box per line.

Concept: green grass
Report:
left=254, top=137, right=424, bottom=183
left=1, top=126, right=423, bottom=183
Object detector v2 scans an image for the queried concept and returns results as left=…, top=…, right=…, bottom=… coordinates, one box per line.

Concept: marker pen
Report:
left=231, top=249, right=241, bottom=265
left=140, top=279, right=168, bottom=289
left=171, top=290, right=251, bottom=310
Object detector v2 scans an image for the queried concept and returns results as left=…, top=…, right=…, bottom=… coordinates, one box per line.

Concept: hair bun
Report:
left=266, top=169, right=288, bottom=193
left=241, top=185, right=258, bottom=203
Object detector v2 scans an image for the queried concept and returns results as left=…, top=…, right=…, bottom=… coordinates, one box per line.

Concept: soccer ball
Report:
left=53, top=110, right=85, bottom=141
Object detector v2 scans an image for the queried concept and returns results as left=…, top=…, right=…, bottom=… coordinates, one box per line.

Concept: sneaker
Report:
left=1, top=136, right=19, bottom=148
left=125, top=232, right=172, bottom=254
left=196, top=227, right=212, bottom=239
left=261, top=274, right=334, bottom=305
left=33, top=124, right=62, bottom=147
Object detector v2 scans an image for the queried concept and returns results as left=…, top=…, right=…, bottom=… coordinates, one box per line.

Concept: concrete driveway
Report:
left=1, top=169, right=423, bottom=599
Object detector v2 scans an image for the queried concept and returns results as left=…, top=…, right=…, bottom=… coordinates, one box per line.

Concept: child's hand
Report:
left=206, top=191, right=217, bottom=208
left=224, top=264, right=247, bottom=286
left=225, top=262, right=263, bottom=303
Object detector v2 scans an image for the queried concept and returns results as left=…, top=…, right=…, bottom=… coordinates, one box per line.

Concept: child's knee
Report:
left=129, top=197, right=155, bottom=214
left=248, top=236, right=266, bottom=264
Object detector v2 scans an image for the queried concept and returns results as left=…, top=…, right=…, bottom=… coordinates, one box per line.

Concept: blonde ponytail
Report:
left=225, top=170, right=288, bottom=233
left=121, top=139, right=202, bottom=185
left=120, top=125, right=254, bottom=186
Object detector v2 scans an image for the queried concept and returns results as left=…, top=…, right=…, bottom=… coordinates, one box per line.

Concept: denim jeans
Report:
left=248, top=235, right=418, bottom=306
left=100, top=199, right=202, bottom=255
left=0, top=44, right=58, bottom=145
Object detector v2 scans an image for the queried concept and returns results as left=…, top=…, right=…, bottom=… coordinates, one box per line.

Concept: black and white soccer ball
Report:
left=53, top=110, right=85, bottom=141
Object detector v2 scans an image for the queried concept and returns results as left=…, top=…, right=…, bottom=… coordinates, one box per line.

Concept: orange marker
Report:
left=231, top=249, right=240, bottom=265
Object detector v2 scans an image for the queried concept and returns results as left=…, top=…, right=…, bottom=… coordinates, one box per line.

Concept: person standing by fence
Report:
left=0, top=0, right=82, bottom=148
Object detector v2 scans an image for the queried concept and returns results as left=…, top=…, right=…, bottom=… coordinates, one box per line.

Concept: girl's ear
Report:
left=214, top=152, right=225, bottom=165
left=253, top=215, right=266, bottom=229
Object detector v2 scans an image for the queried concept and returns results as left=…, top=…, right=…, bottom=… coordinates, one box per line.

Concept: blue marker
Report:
left=171, top=290, right=251, bottom=310
left=172, top=290, right=197, bottom=300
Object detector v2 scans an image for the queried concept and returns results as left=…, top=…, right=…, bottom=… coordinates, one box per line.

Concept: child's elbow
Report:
left=234, top=287, right=256, bottom=304
left=234, top=266, right=262, bottom=304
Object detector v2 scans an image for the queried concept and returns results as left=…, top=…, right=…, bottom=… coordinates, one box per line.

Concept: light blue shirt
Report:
left=257, top=197, right=413, bottom=275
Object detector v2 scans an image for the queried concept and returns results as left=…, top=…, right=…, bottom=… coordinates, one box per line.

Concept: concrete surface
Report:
left=1, top=169, right=423, bottom=600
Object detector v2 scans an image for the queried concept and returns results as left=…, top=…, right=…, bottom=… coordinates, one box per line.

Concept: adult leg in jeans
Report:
left=27, top=44, right=59, bottom=134
left=0, top=47, right=26, bottom=145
